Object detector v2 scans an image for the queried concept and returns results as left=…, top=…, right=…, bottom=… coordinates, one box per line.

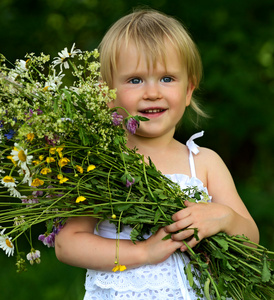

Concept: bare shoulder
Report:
left=193, top=147, right=228, bottom=183
left=197, top=146, right=224, bottom=163
left=196, top=147, right=241, bottom=202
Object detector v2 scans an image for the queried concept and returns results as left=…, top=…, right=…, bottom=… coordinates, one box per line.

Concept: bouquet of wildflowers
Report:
left=0, top=45, right=274, bottom=300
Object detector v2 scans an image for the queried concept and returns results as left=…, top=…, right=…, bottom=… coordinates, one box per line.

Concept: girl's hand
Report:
left=142, top=227, right=185, bottom=265
left=164, top=200, right=233, bottom=251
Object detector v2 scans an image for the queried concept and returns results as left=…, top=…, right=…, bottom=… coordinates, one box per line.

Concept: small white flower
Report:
left=52, top=43, right=81, bottom=72
left=8, top=187, right=21, bottom=198
left=26, top=249, right=41, bottom=265
left=14, top=216, right=25, bottom=226
left=1, top=176, right=17, bottom=188
left=17, top=59, right=27, bottom=70
left=11, top=143, right=33, bottom=171
left=0, top=232, right=14, bottom=257
left=18, top=167, right=32, bottom=186
left=60, top=117, right=73, bottom=123
left=44, top=69, right=65, bottom=91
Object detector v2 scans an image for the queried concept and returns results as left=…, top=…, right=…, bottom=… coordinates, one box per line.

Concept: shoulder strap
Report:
left=186, top=131, right=204, bottom=178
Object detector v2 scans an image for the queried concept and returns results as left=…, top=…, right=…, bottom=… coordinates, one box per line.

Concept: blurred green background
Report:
left=1, top=0, right=274, bottom=299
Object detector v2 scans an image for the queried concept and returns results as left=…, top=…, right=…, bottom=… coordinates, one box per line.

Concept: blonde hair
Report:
left=99, top=9, right=206, bottom=117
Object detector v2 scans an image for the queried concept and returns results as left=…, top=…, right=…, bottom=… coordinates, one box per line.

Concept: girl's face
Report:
left=111, top=41, right=194, bottom=139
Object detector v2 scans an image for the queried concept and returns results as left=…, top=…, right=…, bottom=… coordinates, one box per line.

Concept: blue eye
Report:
left=129, top=78, right=142, bottom=84
left=161, top=77, right=173, bottom=83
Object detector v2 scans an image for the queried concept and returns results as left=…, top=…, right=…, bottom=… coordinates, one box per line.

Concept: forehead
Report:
left=115, top=39, right=183, bottom=72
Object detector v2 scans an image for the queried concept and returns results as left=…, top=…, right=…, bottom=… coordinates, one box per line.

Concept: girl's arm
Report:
left=165, top=148, right=259, bottom=250
left=55, top=216, right=184, bottom=271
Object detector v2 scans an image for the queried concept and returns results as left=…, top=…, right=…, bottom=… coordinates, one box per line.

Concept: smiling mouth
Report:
left=140, top=109, right=166, bottom=113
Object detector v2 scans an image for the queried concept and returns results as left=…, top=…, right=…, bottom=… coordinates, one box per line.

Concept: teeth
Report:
left=144, top=109, right=163, bottom=113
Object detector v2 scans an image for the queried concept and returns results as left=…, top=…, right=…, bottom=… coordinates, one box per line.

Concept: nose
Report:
left=143, top=82, right=162, bottom=100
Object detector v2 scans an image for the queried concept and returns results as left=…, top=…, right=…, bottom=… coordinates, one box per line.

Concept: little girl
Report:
left=55, top=9, right=259, bottom=299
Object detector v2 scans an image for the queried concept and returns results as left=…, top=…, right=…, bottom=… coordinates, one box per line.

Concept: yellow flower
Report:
left=59, top=177, right=69, bottom=184
left=87, top=165, right=96, bottom=172
left=31, top=178, right=44, bottom=187
left=7, top=155, right=17, bottom=166
left=76, top=196, right=86, bottom=203
left=40, top=167, right=51, bottom=175
left=26, top=133, right=35, bottom=142
left=57, top=174, right=63, bottom=180
left=112, top=265, right=127, bottom=272
left=3, top=176, right=15, bottom=183
left=76, top=165, right=83, bottom=173
left=58, top=157, right=70, bottom=168
left=49, top=147, right=56, bottom=155
left=39, top=155, right=44, bottom=161
left=1, top=176, right=17, bottom=188
left=32, top=160, right=40, bottom=166
left=56, top=146, right=64, bottom=158
left=46, top=157, right=55, bottom=163
left=57, top=174, right=68, bottom=183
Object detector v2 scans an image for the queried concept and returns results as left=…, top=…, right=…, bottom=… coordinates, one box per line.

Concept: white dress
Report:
left=84, top=132, right=209, bottom=300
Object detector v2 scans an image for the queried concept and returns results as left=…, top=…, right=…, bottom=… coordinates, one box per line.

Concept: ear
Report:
left=186, top=80, right=195, bottom=107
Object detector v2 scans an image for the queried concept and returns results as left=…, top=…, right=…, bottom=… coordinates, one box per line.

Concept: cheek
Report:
left=107, top=100, right=115, bottom=109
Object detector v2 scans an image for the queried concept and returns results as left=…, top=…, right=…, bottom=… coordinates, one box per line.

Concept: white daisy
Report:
left=16, top=59, right=28, bottom=72
left=18, top=167, right=32, bottom=186
left=0, top=233, right=14, bottom=257
left=44, top=69, right=65, bottom=91
left=10, top=143, right=33, bottom=171
left=52, top=43, right=81, bottom=72
left=1, top=176, right=17, bottom=188
left=8, top=187, right=21, bottom=198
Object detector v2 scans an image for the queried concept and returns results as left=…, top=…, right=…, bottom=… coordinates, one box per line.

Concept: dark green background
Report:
left=1, top=0, right=274, bottom=299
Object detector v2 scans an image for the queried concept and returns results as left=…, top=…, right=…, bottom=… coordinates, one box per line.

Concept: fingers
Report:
left=180, top=235, right=200, bottom=252
left=171, top=200, right=195, bottom=221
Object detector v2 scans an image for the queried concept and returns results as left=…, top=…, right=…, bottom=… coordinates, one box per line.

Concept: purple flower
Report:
left=45, top=135, right=60, bottom=146
left=126, top=177, right=135, bottom=188
left=4, top=129, right=16, bottom=139
left=28, top=108, right=43, bottom=117
left=21, top=197, right=39, bottom=206
left=32, top=190, right=44, bottom=197
left=52, top=218, right=64, bottom=234
left=126, top=117, right=139, bottom=134
left=38, top=232, right=55, bottom=247
left=112, top=112, right=123, bottom=126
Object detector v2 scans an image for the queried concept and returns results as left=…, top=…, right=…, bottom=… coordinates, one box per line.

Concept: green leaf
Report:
left=194, top=192, right=201, bottom=200
left=146, top=168, right=160, bottom=177
left=204, top=278, right=211, bottom=300
left=262, top=256, right=271, bottom=282
left=212, top=235, right=229, bottom=251
left=186, top=263, right=194, bottom=287
left=193, top=228, right=199, bottom=241
left=162, top=233, right=172, bottom=240
left=154, top=208, right=162, bottom=224
left=116, top=203, right=133, bottom=211
left=135, top=116, right=149, bottom=122
left=93, top=206, right=103, bottom=214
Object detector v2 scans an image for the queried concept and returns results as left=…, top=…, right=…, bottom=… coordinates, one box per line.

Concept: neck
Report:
left=126, top=130, right=177, bottom=158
